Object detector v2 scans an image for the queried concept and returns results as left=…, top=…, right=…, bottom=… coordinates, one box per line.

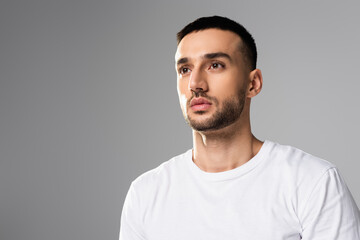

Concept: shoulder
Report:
left=130, top=149, right=191, bottom=193
left=266, top=140, right=336, bottom=178
left=264, top=140, right=338, bottom=198
left=265, top=140, right=347, bottom=210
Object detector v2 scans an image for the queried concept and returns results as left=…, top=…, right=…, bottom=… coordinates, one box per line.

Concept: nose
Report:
left=189, top=68, right=208, bottom=94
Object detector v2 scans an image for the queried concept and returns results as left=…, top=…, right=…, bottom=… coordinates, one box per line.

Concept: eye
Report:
left=209, top=62, right=224, bottom=70
left=179, top=67, right=191, bottom=75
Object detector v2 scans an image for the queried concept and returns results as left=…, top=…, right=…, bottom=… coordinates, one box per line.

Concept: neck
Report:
left=192, top=113, right=263, bottom=173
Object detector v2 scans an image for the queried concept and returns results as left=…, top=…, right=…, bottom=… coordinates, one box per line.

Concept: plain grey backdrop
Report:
left=1, top=0, right=359, bottom=239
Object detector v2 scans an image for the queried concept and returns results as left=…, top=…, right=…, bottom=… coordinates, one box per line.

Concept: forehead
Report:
left=175, top=29, right=242, bottom=61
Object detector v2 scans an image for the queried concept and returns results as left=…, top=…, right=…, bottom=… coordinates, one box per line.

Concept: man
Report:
left=120, top=16, right=360, bottom=239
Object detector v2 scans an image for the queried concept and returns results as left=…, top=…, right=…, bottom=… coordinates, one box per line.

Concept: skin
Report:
left=175, top=28, right=264, bottom=173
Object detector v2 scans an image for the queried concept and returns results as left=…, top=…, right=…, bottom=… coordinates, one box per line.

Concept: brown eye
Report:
left=209, top=63, right=224, bottom=70
left=180, top=67, right=190, bottom=75
left=211, top=63, right=219, bottom=68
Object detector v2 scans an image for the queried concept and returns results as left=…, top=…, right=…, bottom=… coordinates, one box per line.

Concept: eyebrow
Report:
left=176, top=52, right=232, bottom=66
left=176, top=57, right=189, bottom=65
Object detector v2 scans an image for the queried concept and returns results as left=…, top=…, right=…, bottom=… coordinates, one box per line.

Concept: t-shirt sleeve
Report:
left=119, top=182, right=147, bottom=240
left=299, top=167, right=360, bottom=239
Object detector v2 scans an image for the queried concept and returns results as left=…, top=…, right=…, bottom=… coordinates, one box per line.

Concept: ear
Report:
left=247, top=69, right=263, bottom=98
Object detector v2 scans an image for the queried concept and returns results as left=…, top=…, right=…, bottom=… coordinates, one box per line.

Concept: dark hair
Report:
left=177, top=16, right=257, bottom=70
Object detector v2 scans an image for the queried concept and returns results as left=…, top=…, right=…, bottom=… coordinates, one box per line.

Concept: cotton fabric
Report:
left=120, top=140, right=360, bottom=240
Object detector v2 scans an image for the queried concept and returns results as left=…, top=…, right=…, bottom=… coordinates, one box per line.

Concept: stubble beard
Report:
left=185, top=89, right=246, bottom=132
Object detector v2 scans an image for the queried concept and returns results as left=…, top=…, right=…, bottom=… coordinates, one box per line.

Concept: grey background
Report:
left=0, top=0, right=359, bottom=239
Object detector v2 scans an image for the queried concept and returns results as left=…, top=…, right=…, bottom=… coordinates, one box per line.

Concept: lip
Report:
left=190, top=97, right=211, bottom=107
left=190, top=97, right=212, bottom=111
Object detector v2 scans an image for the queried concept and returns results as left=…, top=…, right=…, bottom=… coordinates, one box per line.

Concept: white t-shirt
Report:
left=120, top=140, right=360, bottom=240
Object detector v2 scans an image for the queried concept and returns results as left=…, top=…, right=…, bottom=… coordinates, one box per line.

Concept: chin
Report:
left=187, top=119, right=222, bottom=132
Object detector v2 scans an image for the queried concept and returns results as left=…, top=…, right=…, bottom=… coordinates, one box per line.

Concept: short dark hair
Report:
left=177, top=16, right=257, bottom=70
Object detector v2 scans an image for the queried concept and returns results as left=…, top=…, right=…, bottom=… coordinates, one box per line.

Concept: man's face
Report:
left=175, top=29, right=250, bottom=132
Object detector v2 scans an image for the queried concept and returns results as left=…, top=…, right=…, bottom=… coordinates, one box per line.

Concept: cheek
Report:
left=177, top=80, right=189, bottom=110
left=179, top=94, right=188, bottom=112
left=177, top=79, right=190, bottom=97
left=211, top=74, right=241, bottom=96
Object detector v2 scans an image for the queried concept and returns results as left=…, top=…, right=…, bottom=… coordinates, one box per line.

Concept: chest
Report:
left=144, top=178, right=302, bottom=240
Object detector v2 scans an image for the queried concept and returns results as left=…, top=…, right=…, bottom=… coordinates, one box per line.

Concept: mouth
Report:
left=190, top=97, right=212, bottom=111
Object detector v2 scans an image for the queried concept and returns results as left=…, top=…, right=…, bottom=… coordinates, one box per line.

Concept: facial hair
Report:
left=185, top=88, right=246, bottom=132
